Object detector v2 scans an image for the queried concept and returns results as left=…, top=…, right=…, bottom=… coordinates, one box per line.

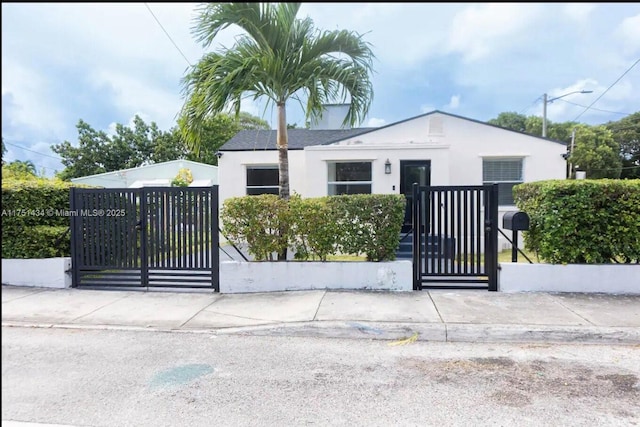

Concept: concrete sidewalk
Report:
left=2, top=285, right=639, bottom=344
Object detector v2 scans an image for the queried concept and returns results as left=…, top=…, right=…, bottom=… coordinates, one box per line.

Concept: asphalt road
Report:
left=2, top=326, right=639, bottom=427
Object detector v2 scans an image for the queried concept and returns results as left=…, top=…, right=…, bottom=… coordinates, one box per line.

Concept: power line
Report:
left=144, top=3, right=193, bottom=67
left=4, top=140, right=63, bottom=161
left=519, top=96, right=541, bottom=115
left=573, top=58, right=640, bottom=122
left=556, top=98, right=632, bottom=116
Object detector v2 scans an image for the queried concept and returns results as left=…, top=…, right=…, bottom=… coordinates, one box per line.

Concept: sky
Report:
left=2, top=2, right=640, bottom=176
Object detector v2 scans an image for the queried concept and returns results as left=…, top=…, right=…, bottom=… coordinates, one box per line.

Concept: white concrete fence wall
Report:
left=3, top=257, right=638, bottom=294
left=219, top=261, right=413, bottom=293
left=499, top=264, right=640, bottom=294
left=2, top=258, right=72, bottom=288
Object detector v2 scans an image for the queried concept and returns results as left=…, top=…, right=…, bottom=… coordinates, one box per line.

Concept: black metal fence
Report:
left=69, top=186, right=219, bottom=290
left=412, top=183, right=499, bottom=291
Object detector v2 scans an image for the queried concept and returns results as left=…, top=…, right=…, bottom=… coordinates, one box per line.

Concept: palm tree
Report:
left=7, top=159, right=37, bottom=176
left=179, top=2, right=375, bottom=200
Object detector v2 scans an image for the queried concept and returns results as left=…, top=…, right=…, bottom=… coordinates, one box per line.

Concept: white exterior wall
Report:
left=71, top=160, right=219, bottom=188
left=325, top=113, right=566, bottom=189
left=218, top=150, right=306, bottom=206
left=218, top=113, right=567, bottom=251
left=304, top=145, right=450, bottom=198
left=304, top=112, right=567, bottom=251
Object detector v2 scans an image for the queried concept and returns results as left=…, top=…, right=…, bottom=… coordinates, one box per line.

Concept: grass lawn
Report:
left=326, top=254, right=368, bottom=261
left=497, top=248, right=540, bottom=263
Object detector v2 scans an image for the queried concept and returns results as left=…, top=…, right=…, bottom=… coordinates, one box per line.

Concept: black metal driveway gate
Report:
left=412, top=183, right=498, bottom=291
left=69, top=186, right=219, bottom=290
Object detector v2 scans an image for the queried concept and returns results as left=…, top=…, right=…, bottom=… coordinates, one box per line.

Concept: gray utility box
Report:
left=503, top=211, right=530, bottom=231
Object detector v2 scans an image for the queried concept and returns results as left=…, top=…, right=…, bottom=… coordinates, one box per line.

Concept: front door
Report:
left=400, top=160, right=431, bottom=233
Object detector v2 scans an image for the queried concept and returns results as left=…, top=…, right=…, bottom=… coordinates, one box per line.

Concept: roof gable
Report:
left=335, top=110, right=566, bottom=146
left=220, top=110, right=566, bottom=151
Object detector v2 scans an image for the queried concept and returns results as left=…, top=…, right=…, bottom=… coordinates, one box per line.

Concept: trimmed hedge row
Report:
left=513, top=179, right=640, bottom=264
left=1, top=178, right=88, bottom=258
left=221, top=194, right=406, bottom=262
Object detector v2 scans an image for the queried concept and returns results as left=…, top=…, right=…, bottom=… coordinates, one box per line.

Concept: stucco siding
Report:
left=218, top=150, right=306, bottom=206
left=217, top=112, right=566, bottom=208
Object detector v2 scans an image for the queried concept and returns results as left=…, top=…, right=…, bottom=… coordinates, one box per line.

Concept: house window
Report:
left=482, top=158, right=523, bottom=205
left=328, top=161, right=372, bottom=195
left=246, top=166, right=279, bottom=195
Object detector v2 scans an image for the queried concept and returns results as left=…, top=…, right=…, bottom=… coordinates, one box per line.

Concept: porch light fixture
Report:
left=384, top=159, right=391, bottom=174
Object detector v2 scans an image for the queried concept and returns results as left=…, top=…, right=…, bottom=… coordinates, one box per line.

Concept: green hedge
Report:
left=221, top=194, right=406, bottom=262
left=1, top=178, right=92, bottom=258
left=220, top=194, right=290, bottom=261
left=2, top=225, right=70, bottom=258
left=513, top=179, right=640, bottom=264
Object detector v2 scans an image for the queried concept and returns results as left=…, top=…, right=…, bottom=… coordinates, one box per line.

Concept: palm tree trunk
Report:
left=277, top=103, right=290, bottom=200
left=276, top=102, right=290, bottom=261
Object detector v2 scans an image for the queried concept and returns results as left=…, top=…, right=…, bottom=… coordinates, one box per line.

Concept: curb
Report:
left=3, top=320, right=640, bottom=345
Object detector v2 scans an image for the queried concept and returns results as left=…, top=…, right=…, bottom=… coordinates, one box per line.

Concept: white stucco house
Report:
left=217, top=107, right=567, bottom=249
left=70, top=159, right=219, bottom=189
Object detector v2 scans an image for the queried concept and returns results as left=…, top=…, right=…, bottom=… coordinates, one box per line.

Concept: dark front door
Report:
left=400, top=160, right=431, bottom=233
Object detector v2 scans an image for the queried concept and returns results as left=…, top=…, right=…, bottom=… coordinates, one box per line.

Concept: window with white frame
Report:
left=482, top=158, right=523, bottom=205
left=327, top=161, right=372, bottom=195
left=246, top=165, right=279, bottom=195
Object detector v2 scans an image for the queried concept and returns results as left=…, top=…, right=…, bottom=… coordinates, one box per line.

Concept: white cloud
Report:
left=615, top=13, right=640, bottom=55
left=299, top=3, right=455, bottom=69
left=420, top=104, right=436, bottom=114
left=447, top=3, right=542, bottom=62
left=2, top=1, right=639, bottom=156
left=445, top=95, right=461, bottom=110
left=563, top=4, right=597, bottom=23
left=539, top=79, right=599, bottom=122
left=90, top=69, right=182, bottom=130
left=367, top=117, right=386, bottom=127
left=1, top=61, right=66, bottom=138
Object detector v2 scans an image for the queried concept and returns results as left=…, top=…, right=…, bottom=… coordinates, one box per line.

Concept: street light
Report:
left=542, top=90, right=593, bottom=137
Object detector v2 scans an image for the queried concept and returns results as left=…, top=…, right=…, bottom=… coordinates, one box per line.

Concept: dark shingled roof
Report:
left=220, top=110, right=567, bottom=151
left=220, top=128, right=375, bottom=151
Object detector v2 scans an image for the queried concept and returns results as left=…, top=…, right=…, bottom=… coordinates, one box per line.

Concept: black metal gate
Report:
left=412, top=183, right=498, bottom=291
left=69, top=186, right=219, bottom=290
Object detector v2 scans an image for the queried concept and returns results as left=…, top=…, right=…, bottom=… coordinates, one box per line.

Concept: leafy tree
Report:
left=488, top=112, right=528, bottom=133
left=1, top=138, right=6, bottom=165
left=52, top=117, right=188, bottom=180
left=606, top=112, right=640, bottom=179
left=569, top=124, right=621, bottom=179
left=51, top=112, right=269, bottom=180
left=2, top=159, right=38, bottom=180
left=546, top=121, right=579, bottom=144
left=183, top=112, right=268, bottom=165
left=488, top=110, right=640, bottom=179
left=52, top=119, right=119, bottom=180
left=237, top=111, right=271, bottom=131
left=179, top=2, right=375, bottom=202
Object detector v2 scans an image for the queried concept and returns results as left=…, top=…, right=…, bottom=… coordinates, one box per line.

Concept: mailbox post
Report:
left=503, top=211, right=530, bottom=262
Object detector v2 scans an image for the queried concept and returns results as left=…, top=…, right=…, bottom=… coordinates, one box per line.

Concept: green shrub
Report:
left=1, top=178, right=94, bottom=258
left=221, top=193, right=406, bottom=262
left=221, top=194, right=291, bottom=261
left=328, top=194, right=405, bottom=262
left=288, top=195, right=338, bottom=261
left=513, top=179, right=640, bottom=264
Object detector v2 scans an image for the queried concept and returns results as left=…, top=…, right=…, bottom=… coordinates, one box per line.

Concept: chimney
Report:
left=309, top=104, right=351, bottom=130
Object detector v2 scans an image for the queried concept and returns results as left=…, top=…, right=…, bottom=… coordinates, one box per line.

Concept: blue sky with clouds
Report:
left=2, top=3, right=639, bottom=176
